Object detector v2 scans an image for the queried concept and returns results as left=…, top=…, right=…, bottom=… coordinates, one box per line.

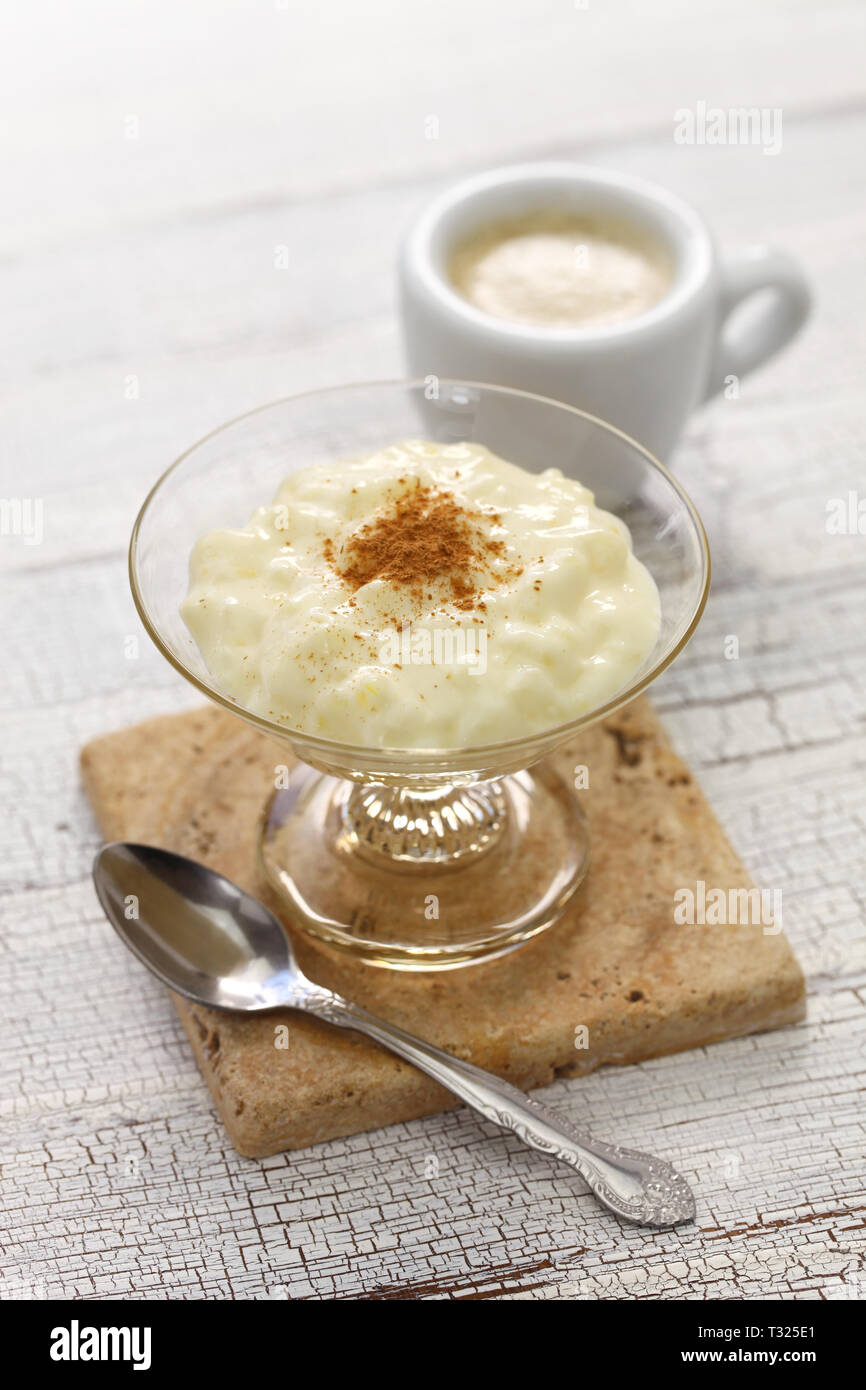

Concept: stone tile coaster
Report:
left=80, top=699, right=805, bottom=1156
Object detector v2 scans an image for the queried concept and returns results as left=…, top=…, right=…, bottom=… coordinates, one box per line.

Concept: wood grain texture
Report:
left=1, top=0, right=865, bottom=1300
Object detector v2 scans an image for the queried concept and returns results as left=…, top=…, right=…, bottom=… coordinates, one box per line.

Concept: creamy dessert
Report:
left=182, top=440, right=660, bottom=749
left=449, top=212, right=672, bottom=329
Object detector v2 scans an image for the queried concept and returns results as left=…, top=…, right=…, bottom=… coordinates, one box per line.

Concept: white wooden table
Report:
left=2, top=0, right=864, bottom=1300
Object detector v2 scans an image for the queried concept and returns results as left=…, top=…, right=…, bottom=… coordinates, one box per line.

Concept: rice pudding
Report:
left=181, top=440, right=660, bottom=749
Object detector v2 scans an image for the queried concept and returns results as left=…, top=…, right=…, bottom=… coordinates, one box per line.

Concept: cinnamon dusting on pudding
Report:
left=324, top=480, right=518, bottom=612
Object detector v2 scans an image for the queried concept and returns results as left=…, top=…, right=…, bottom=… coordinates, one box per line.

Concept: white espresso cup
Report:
left=399, top=162, right=811, bottom=459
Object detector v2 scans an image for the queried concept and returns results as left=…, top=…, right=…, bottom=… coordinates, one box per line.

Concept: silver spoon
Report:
left=93, top=842, right=695, bottom=1227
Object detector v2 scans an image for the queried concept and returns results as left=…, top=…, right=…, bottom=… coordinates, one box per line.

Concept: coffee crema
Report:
left=448, top=211, right=672, bottom=330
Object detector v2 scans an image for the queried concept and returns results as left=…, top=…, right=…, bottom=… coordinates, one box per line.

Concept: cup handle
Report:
left=704, top=245, right=811, bottom=401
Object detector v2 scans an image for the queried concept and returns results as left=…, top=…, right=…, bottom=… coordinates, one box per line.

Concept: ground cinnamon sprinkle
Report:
left=325, top=479, right=517, bottom=611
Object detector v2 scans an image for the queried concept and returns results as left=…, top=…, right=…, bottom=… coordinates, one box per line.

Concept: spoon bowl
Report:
left=94, top=842, right=308, bottom=1012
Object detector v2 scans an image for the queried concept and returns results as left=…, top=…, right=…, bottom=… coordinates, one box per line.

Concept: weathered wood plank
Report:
left=2, top=0, right=865, bottom=1300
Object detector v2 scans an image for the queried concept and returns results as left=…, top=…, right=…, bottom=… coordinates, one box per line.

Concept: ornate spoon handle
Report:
left=304, top=991, right=695, bottom=1227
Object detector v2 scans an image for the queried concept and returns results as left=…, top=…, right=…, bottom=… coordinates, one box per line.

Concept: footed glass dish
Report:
left=130, top=381, right=709, bottom=969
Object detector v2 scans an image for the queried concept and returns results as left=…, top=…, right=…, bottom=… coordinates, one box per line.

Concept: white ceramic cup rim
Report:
left=403, top=161, right=715, bottom=348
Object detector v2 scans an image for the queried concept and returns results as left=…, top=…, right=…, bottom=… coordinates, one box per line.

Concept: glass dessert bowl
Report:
left=130, top=381, right=710, bottom=970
